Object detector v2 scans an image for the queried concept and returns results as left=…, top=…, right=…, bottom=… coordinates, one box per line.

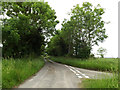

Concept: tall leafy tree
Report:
left=61, top=20, right=74, bottom=56
left=61, top=2, right=108, bottom=58
left=2, top=2, right=59, bottom=58
left=2, top=2, right=59, bottom=38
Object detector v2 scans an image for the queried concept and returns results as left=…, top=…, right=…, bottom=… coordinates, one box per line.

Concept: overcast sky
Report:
left=44, top=0, right=119, bottom=58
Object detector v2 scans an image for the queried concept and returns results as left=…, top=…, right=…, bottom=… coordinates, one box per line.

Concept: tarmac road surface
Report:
left=18, top=59, right=113, bottom=88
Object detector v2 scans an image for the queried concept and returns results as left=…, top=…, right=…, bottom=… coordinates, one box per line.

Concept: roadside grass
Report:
left=81, top=73, right=118, bottom=88
left=50, top=56, right=118, bottom=72
left=2, top=57, right=45, bottom=88
left=118, top=58, right=120, bottom=89
left=0, top=60, right=1, bottom=89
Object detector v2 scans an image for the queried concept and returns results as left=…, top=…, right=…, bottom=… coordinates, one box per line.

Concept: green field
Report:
left=2, top=57, right=45, bottom=88
left=51, top=56, right=118, bottom=72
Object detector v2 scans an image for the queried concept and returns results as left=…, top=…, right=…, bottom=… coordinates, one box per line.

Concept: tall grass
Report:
left=82, top=73, right=118, bottom=88
left=2, top=57, right=45, bottom=88
left=51, top=56, right=118, bottom=72
left=0, top=60, right=1, bottom=89
left=118, top=58, right=120, bottom=88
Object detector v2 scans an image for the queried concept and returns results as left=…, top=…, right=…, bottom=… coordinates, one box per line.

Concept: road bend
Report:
left=18, top=59, right=113, bottom=88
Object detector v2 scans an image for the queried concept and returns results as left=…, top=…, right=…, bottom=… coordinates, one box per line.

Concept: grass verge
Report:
left=2, top=57, right=45, bottom=88
left=0, top=59, right=1, bottom=89
left=50, top=56, right=118, bottom=72
left=81, top=74, right=118, bottom=88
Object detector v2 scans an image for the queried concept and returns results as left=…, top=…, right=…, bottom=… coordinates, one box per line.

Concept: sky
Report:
left=44, top=0, right=119, bottom=58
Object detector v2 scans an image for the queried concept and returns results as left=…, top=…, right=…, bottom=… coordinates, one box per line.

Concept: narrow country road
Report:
left=18, top=59, right=113, bottom=88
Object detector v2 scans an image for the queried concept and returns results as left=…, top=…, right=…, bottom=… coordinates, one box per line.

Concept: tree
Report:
left=2, top=2, right=59, bottom=58
left=61, top=2, right=108, bottom=58
left=61, top=20, right=74, bottom=56
left=47, top=30, right=68, bottom=56
left=2, top=18, right=20, bottom=58
left=97, top=47, right=107, bottom=58
left=2, top=2, right=59, bottom=39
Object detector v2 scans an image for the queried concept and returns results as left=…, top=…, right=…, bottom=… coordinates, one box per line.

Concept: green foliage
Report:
left=2, top=2, right=59, bottom=58
left=2, top=57, right=45, bottom=88
left=2, top=2, right=59, bottom=37
left=75, top=40, right=91, bottom=58
left=97, top=47, right=107, bottom=58
left=47, top=31, right=68, bottom=56
left=2, top=18, right=20, bottom=57
left=60, top=2, right=108, bottom=58
left=51, top=57, right=118, bottom=72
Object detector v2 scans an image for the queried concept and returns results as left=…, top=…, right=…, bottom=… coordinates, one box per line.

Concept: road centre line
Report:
left=65, top=65, right=83, bottom=78
left=29, top=79, right=33, bottom=82
left=72, top=67, right=89, bottom=78
left=65, top=65, right=89, bottom=78
left=69, top=68, right=76, bottom=73
left=76, top=73, right=80, bottom=76
left=65, top=65, right=69, bottom=67
left=75, top=69, right=89, bottom=78
left=77, top=76, right=82, bottom=78
left=50, top=61, right=87, bottom=79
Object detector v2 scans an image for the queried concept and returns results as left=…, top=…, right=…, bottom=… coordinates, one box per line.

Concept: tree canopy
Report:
left=2, top=2, right=108, bottom=59
left=47, top=2, right=108, bottom=59
left=2, top=2, right=59, bottom=58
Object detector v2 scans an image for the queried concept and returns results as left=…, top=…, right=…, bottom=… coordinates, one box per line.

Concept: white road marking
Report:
left=65, top=65, right=83, bottom=78
left=65, top=65, right=68, bottom=67
left=76, top=69, right=89, bottom=78
left=65, top=65, right=90, bottom=79
left=75, top=73, right=80, bottom=76
left=29, top=79, right=33, bottom=82
left=77, top=76, right=82, bottom=78
left=69, top=68, right=76, bottom=73
left=70, top=66, right=75, bottom=69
